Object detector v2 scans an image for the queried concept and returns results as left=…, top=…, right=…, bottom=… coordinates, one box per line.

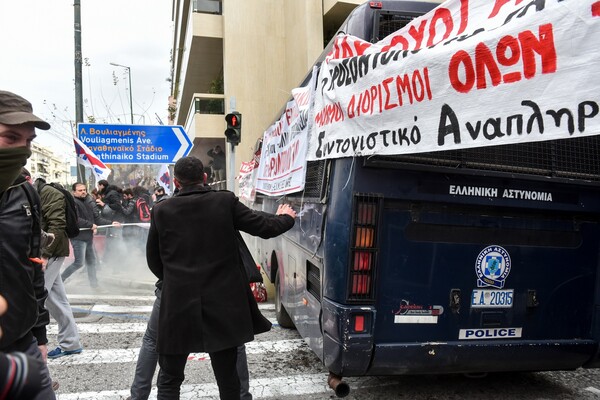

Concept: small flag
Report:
left=73, top=136, right=111, bottom=181
left=157, top=164, right=172, bottom=195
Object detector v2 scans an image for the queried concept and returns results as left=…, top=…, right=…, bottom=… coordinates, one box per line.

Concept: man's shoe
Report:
left=47, top=347, right=83, bottom=359
left=52, top=380, right=60, bottom=391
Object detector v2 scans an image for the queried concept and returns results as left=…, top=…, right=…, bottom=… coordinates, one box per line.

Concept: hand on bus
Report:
left=276, top=204, right=296, bottom=219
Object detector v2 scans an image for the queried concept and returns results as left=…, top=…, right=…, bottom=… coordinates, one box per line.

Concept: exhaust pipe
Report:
left=327, top=372, right=350, bottom=398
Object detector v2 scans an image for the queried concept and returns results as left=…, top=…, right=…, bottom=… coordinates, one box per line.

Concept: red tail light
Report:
left=369, top=2, right=383, bottom=9
left=349, top=195, right=380, bottom=300
left=353, top=251, right=372, bottom=271
left=354, top=315, right=366, bottom=332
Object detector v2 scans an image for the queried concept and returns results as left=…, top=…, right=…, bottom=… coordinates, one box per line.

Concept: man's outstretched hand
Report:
left=276, top=204, right=297, bottom=219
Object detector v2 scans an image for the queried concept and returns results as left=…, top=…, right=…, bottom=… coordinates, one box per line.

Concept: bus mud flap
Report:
left=328, top=372, right=350, bottom=398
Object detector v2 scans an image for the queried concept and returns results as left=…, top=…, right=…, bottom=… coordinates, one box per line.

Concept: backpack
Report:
left=39, top=182, right=80, bottom=238
left=136, top=197, right=151, bottom=222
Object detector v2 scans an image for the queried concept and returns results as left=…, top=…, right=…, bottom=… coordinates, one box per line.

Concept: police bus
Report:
left=250, top=0, right=600, bottom=397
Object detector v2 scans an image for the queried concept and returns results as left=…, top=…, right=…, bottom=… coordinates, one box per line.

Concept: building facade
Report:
left=26, top=142, right=72, bottom=187
left=169, top=0, right=367, bottom=189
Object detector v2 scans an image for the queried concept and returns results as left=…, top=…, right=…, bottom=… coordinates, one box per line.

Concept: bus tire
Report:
left=275, top=269, right=295, bottom=329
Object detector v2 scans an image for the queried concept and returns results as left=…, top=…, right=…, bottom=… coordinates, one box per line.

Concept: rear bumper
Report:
left=368, top=340, right=597, bottom=375
left=322, top=299, right=598, bottom=375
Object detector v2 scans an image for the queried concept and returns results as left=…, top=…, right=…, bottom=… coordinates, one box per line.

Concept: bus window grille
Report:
left=306, top=261, right=321, bottom=301
left=375, top=11, right=420, bottom=41
left=366, top=137, right=600, bottom=181
left=288, top=160, right=327, bottom=198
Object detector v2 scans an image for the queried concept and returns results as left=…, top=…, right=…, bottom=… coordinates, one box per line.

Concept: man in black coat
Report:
left=0, top=90, right=56, bottom=398
left=147, top=156, right=296, bottom=399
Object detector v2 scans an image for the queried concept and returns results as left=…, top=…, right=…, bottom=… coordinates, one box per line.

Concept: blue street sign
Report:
left=77, top=124, right=193, bottom=164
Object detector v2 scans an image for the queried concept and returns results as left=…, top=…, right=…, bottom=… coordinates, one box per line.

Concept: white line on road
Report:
left=89, top=304, right=154, bottom=313
left=48, top=339, right=306, bottom=365
left=68, top=303, right=275, bottom=314
left=66, top=294, right=276, bottom=313
left=58, top=373, right=395, bottom=399
left=48, top=323, right=146, bottom=334
left=48, top=318, right=279, bottom=334
left=67, top=295, right=156, bottom=302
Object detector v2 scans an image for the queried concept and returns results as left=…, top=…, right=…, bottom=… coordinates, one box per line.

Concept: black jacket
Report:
left=101, top=186, right=125, bottom=223
left=73, top=194, right=96, bottom=241
left=0, top=177, right=49, bottom=350
left=147, top=184, right=294, bottom=354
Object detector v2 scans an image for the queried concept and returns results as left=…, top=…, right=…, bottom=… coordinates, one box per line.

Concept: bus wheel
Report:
left=275, top=269, right=295, bottom=329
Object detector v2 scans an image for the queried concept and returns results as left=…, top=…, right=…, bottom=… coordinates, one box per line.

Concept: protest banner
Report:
left=307, top=0, right=600, bottom=160
left=255, top=70, right=315, bottom=196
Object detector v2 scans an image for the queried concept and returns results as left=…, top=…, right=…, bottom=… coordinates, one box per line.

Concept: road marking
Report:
left=48, top=323, right=146, bottom=334
left=90, top=304, right=154, bottom=313
left=69, top=303, right=274, bottom=314
left=48, top=339, right=306, bottom=365
left=48, top=318, right=279, bottom=334
left=58, top=374, right=394, bottom=399
left=67, top=294, right=156, bottom=301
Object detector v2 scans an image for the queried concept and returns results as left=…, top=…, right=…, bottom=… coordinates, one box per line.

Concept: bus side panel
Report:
left=255, top=197, right=327, bottom=360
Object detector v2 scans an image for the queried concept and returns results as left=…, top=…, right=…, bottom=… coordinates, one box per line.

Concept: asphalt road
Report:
left=48, top=272, right=600, bottom=400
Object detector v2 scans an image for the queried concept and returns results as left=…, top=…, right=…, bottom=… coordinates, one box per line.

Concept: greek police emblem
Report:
left=475, top=245, right=511, bottom=288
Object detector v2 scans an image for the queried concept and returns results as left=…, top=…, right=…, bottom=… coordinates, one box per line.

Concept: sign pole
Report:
left=227, top=142, right=235, bottom=192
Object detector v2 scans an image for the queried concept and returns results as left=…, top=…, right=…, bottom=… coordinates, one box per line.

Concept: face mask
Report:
left=0, top=146, right=31, bottom=193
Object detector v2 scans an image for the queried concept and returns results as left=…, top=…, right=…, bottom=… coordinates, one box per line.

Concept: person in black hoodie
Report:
left=95, top=184, right=126, bottom=268
left=62, top=182, right=118, bottom=288
left=0, top=90, right=56, bottom=398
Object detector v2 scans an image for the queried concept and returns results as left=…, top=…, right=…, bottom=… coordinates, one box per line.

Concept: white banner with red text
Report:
left=306, top=0, right=600, bottom=160
left=255, top=72, right=314, bottom=196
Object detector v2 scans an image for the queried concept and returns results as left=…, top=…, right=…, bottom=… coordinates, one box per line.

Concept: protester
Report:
left=129, top=191, right=262, bottom=400
left=146, top=156, right=296, bottom=399
left=97, top=179, right=109, bottom=197
left=33, top=177, right=83, bottom=359
left=130, top=185, right=152, bottom=248
left=61, top=182, right=100, bottom=288
left=0, top=294, right=47, bottom=398
left=152, top=186, right=169, bottom=205
left=0, top=89, right=56, bottom=398
left=96, top=184, right=126, bottom=267
left=207, top=145, right=226, bottom=189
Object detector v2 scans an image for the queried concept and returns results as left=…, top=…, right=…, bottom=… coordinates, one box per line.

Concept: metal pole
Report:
left=227, top=98, right=236, bottom=192
left=110, top=62, right=133, bottom=124
left=74, top=0, right=86, bottom=185
left=127, top=67, right=133, bottom=124
left=228, top=142, right=235, bottom=192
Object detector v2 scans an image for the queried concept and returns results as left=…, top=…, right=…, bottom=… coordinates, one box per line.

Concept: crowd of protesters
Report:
left=0, top=90, right=297, bottom=400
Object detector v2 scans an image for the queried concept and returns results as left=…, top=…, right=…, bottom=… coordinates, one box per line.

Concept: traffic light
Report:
left=224, top=112, right=242, bottom=145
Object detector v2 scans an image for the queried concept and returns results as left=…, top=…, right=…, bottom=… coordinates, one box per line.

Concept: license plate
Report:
left=471, top=289, right=514, bottom=308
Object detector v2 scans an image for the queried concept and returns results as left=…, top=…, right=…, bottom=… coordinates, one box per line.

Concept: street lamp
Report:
left=110, top=62, right=134, bottom=124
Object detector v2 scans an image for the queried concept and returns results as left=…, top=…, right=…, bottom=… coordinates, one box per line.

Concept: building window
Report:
left=193, top=0, right=221, bottom=15
left=194, top=97, right=224, bottom=115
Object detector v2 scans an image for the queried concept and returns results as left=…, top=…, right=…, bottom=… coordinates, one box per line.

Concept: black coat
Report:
left=146, top=184, right=294, bottom=354
left=73, top=195, right=96, bottom=241
left=0, top=178, right=49, bottom=350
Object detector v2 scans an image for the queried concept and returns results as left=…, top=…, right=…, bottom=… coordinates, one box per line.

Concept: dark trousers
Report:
left=62, top=238, right=98, bottom=287
left=157, top=347, right=240, bottom=400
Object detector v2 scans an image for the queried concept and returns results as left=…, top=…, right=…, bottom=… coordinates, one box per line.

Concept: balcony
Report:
left=184, top=93, right=225, bottom=142
left=175, top=1, right=224, bottom=126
